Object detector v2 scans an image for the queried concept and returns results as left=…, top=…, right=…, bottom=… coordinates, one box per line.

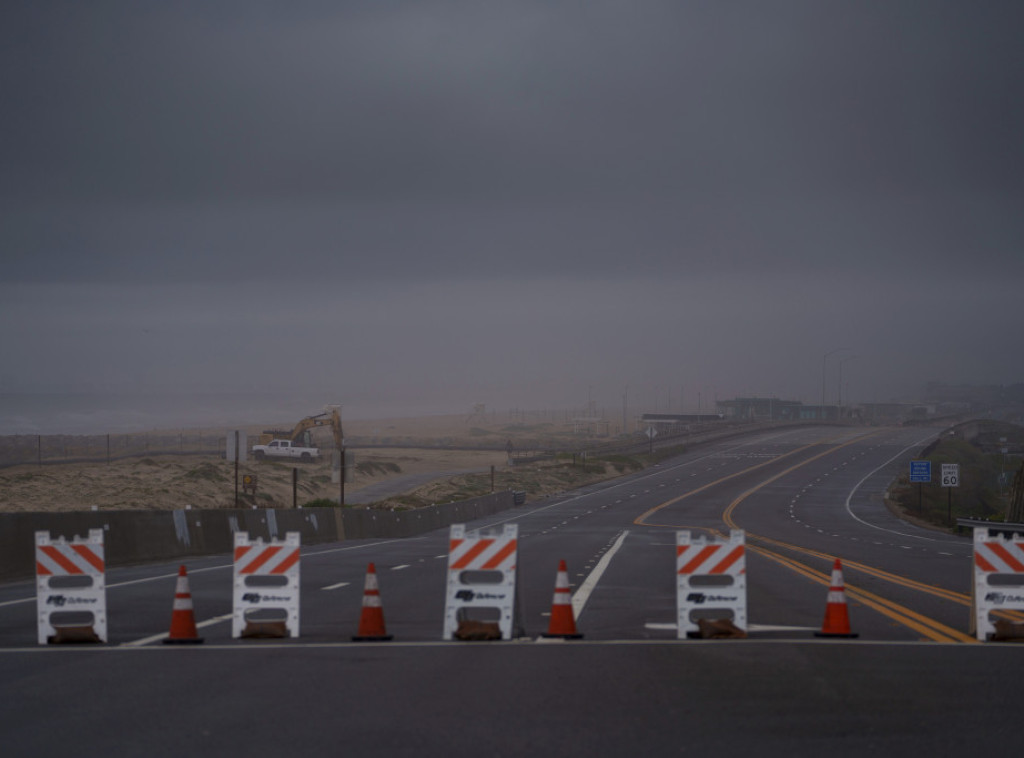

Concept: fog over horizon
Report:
left=2, top=3, right=1022, bottom=434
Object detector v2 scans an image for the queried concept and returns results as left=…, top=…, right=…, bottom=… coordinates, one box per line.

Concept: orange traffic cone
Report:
left=352, top=563, right=393, bottom=641
left=815, top=558, right=858, bottom=638
left=164, top=565, right=203, bottom=644
left=541, top=560, right=583, bottom=639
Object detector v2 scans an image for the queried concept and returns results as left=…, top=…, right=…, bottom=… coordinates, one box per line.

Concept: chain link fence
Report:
left=0, top=431, right=227, bottom=468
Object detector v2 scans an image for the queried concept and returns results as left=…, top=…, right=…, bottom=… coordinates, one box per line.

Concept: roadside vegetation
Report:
left=369, top=452, right=648, bottom=511
left=887, top=436, right=1015, bottom=530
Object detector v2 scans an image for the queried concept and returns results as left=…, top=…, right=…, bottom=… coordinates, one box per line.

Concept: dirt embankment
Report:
left=0, top=448, right=512, bottom=512
left=0, top=413, right=630, bottom=512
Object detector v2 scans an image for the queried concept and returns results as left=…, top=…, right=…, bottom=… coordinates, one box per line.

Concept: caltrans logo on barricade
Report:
left=973, top=526, right=1024, bottom=641
left=232, top=531, right=301, bottom=639
left=36, top=529, right=107, bottom=644
left=676, top=529, right=746, bottom=639
left=443, top=522, right=518, bottom=640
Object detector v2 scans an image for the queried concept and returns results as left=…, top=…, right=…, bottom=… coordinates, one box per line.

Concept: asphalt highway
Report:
left=2, top=425, right=1022, bottom=756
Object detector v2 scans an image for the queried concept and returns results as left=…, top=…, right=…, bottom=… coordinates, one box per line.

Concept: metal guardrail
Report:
left=956, top=518, right=1024, bottom=536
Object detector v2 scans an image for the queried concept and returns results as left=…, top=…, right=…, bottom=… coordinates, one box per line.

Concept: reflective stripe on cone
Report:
left=815, top=558, right=858, bottom=639
left=352, top=562, right=392, bottom=641
left=165, top=565, right=203, bottom=644
left=542, top=559, right=583, bottom=639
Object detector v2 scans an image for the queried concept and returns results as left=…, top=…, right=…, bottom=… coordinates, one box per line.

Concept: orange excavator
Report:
left=256, top=408, right=343, bottom=449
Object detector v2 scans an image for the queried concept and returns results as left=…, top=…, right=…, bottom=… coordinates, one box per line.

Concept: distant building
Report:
left=860, top=403, right=920, bottom=423
left=797, top=405, right=841, bottom=421
left=638, top=413, right=722, bottom=434
left=716, top=397, right=803, bottom=421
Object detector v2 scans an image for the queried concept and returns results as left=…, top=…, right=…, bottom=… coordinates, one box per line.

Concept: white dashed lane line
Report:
left=123, top=613, right=234, bottom=647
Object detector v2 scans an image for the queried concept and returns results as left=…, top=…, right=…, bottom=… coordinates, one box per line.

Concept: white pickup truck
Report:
left=251, top=439, right=322, bottom=462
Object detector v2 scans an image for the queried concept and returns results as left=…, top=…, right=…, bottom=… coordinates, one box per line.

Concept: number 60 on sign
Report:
left=941, top=463, right=960, bottom=488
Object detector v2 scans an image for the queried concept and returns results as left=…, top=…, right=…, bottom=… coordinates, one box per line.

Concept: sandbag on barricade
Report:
left=695, top=618, right=748, bottom=639
left=454, top=620, right=503, bottom=641
left=991, top=619, right=1024, bottom=642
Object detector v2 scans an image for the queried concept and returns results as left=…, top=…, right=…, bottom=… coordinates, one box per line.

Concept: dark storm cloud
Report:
left=2, top=2, right=1023, bottom=427
left=3, top=1, right=1022, bottom=284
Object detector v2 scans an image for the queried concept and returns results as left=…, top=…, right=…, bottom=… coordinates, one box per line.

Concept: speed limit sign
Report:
left=941, top=463, right=960, bottom=488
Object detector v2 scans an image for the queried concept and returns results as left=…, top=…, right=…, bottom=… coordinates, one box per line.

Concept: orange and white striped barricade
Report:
left=973, top=526, right=1024, bottom=641
left=443, top=523, right=518, bottom=640
left=232, top=531, right=301, bottom=639
left=676, top=529, right=746, bottom=639
left=36, top=529, right=107, bottom=644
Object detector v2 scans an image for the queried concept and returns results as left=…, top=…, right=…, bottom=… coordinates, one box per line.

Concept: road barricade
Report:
left=676, top=529, right=747, bottom=639
left=232, top=531, right=301, bottom=639
left=443, top=523, right=518, bottom=640
left=36, top=529, right=107, bottom=644
left=973, top=526, right=1024, bottom=641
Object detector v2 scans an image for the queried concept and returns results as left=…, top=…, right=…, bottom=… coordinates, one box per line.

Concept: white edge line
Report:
left=572, top=530, right=629, bottom=619
left=842, top=430, right=948, bottom=541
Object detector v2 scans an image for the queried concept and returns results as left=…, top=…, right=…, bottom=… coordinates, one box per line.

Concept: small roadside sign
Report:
left=645, top=426, right=657, bottom=455
left=910, top=460, right=931, bottom=483
left=941, top=463, right=960, bottom=488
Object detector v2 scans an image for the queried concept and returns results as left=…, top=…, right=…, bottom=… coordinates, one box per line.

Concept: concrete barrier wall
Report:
left=0, top=491, right=515, bottom=581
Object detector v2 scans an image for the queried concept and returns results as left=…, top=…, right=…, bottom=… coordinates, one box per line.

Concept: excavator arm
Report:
left=258, top=409, right=343, bottom=448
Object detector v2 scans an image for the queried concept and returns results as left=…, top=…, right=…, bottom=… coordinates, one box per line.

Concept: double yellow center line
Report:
left=636, top=433, right=978, bottom=643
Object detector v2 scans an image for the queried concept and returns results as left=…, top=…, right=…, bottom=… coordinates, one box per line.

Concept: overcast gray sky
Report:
left=2, top=2, right=1022, bottom=430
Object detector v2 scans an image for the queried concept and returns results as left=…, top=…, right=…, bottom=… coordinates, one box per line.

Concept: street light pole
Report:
left=821, top=348, right=847, bottom=421
left=838, top=355, right=857, bottom=419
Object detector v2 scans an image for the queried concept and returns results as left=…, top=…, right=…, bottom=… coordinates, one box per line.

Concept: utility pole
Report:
left=330, top=405, right=346, bottom=507
left=234, top=430, right=239, bottom=508
left=838, top=355, right=856, bottom=420
left=1008, top=461, right=1024, bottom=523
left=822, top=348, right=847, bottom=420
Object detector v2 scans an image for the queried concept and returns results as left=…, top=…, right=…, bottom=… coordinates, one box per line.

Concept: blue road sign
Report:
left=910, top=460, right=931, bottom=483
